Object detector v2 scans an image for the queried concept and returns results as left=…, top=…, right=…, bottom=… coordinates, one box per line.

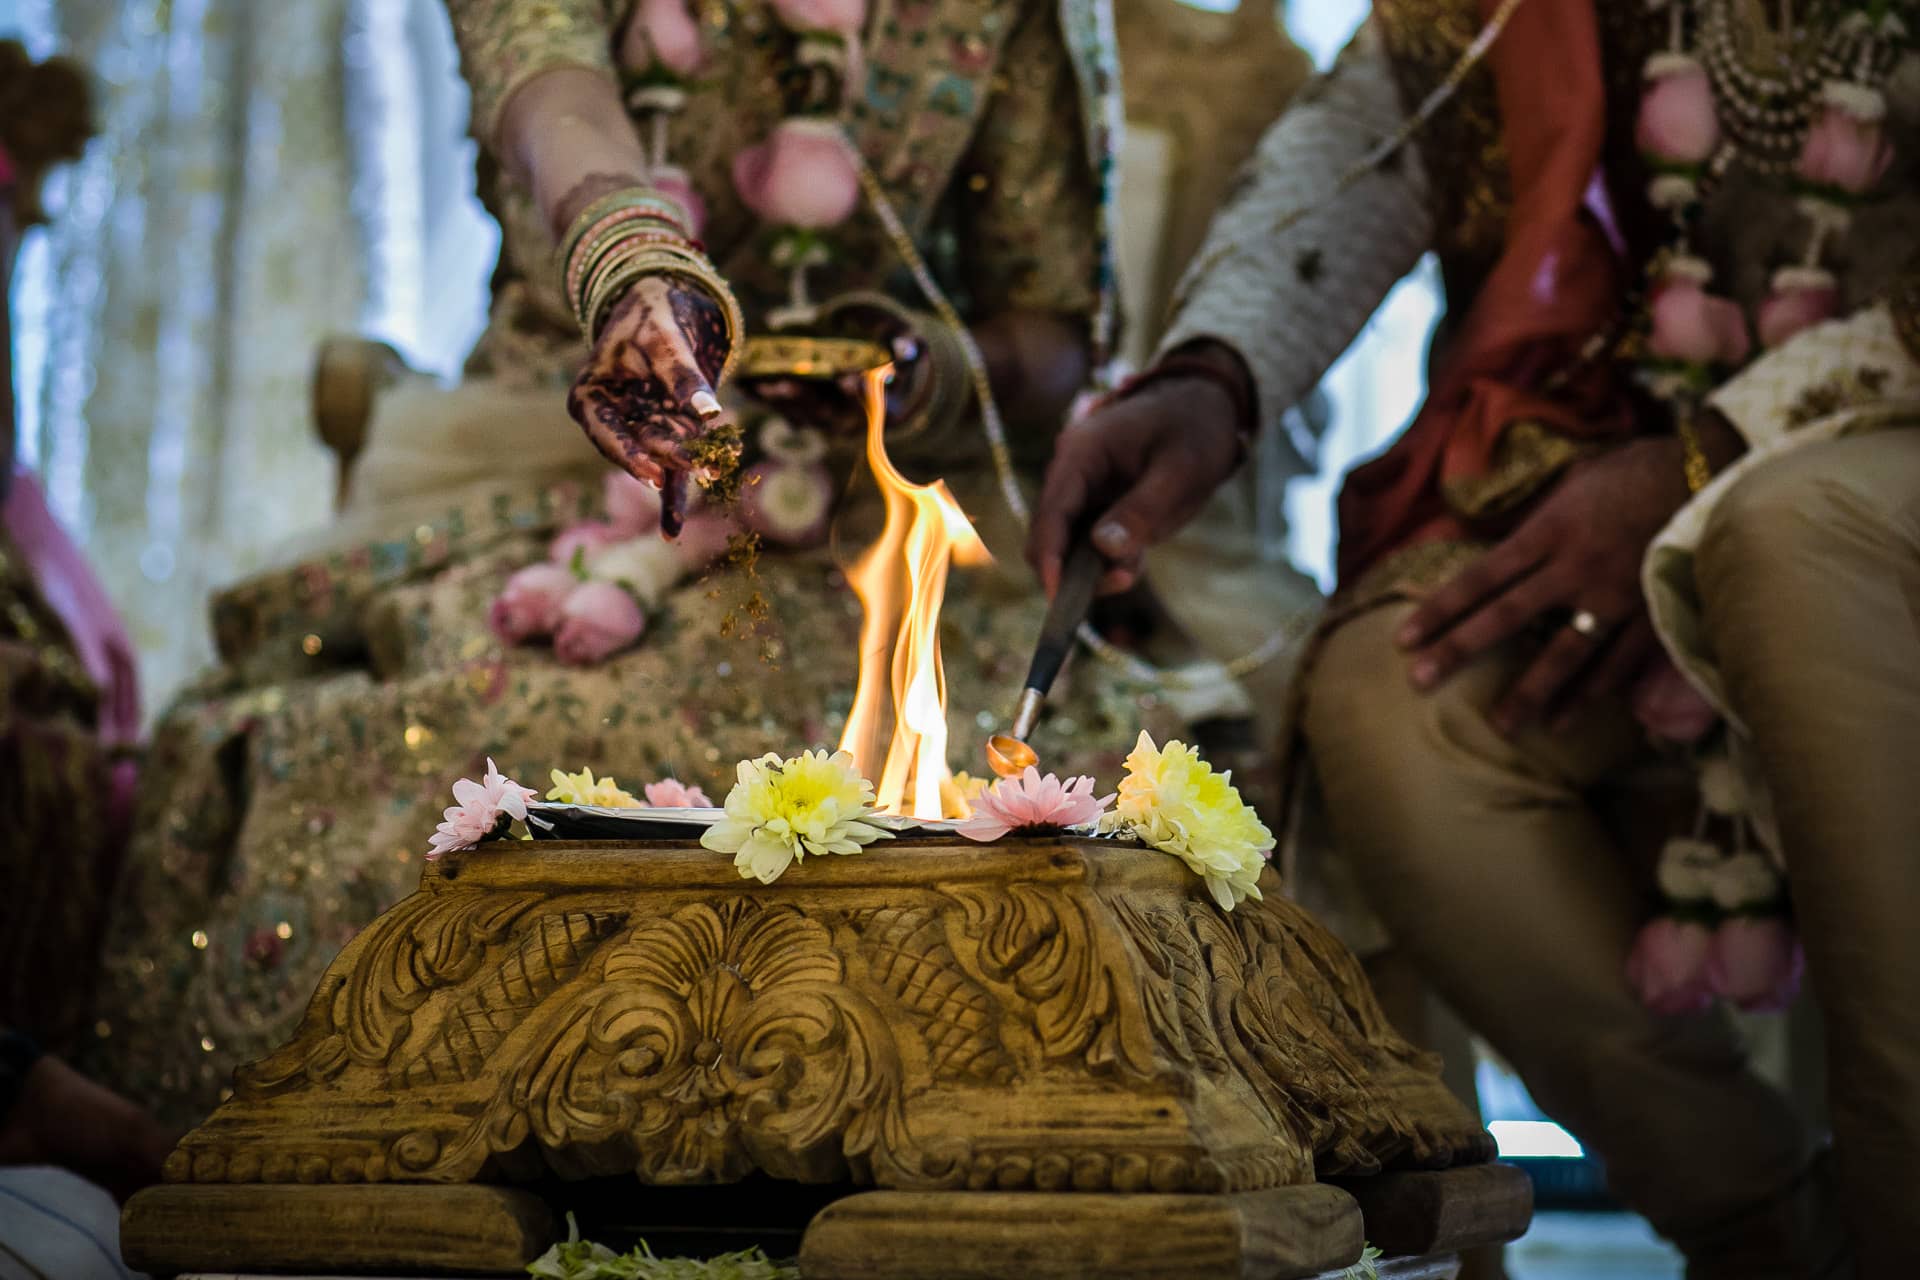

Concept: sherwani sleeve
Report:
left=443, top=0, right=620, bottom=150
left=1157, top=19, right=1435, bottom=450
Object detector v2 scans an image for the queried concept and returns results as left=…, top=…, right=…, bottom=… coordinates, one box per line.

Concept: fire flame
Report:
left=837, top=365, right=990, bottom=817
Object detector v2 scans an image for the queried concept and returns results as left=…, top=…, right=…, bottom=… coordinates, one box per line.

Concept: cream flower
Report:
left=1710, top=850, right=1784, bottom=913
left=1103, top=732, right=1274, bottom=911
left=1655, top=836, right=1722, bottom=904
left=700, top=749, right=891, bottom=884
left=546, top=766, right=640, bottom=809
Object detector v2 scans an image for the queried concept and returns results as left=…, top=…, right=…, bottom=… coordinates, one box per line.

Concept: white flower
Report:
left=700, top=748, right=892, bottom=884
left=1656, top=837, right=1722, bottom=903
left=586, top=537, right=685, bottom=607
left=1698, top=754, right=1746, bottom=817
left=1711, top=850, right=1784, bottom=912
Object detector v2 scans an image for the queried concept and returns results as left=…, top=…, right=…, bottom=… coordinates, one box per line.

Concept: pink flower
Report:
left=956, top=767, right=1114, bottom=842
left=553, top=581, right=647, bottom=666
left=428, top=757, right=537, bottom=859
left=740, top=460, right=835, bottom=547
left=604, top=472, right=664, bottom=538
left=550, top=520, right=623, bottom=567
left=631, top=0, right=704, bottom=76
left=488, top=563, right=578, bottom=645
left=1708, top=917, right=1804, bottom=1013
left=649, top=165, right=709, bottom=240
left=732, top=118, right=861, bottom=229
left=1636, top=56, right=1720, bottom=166
left=644, top=778, right=713, bottom=807
left=1756, top=267, right=1840, bottom=349
left=1648, top=262, right=1751, bottom=367
left=1797, top=100, right=1894, bottom=197
left=1624, top=917, right=1715, bottom=1016
left=1631, top=656, right=1719, bottom=744
left=768, top=0, right=864, bottom=33
left=674, top=509, right=740, bottom=572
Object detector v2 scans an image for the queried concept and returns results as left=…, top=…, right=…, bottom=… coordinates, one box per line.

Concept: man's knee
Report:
left=1697, top=436, right=1909, bottom=598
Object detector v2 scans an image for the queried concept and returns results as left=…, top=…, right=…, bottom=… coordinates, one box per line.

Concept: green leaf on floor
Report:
left=1339, top=1243, right=1384, bottom=1280
left=528, top=1215, right=799, bottom=1280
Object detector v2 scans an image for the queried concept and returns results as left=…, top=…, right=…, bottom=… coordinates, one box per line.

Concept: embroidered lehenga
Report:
left=83, top=0, right=1186, bottom=1124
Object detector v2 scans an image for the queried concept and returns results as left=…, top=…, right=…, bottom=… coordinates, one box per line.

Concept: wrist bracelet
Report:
left=1116, top=352, right=1258, bottom=447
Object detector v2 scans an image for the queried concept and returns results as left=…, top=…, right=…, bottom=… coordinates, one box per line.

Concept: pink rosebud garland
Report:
left=1797, top=85, right=1894, bottom=197
left=1631, top=655, right=1719, bottom=744
left=1756, top=266, right=1840, bottom=349
left=1648, top=257, right=1751, bottom=367
left=428, top=758, right=537, bottom=859
left=1637, top=54, right=1720, bottom=167
left=1624, top=916, right=1715, bottom=1017
left=488, top=563, right=578, bottom=645
left=549, top=520, right=623, bottom=568
left=956, top=767, right=1114, bottom=842
left=1707, top=916, right=1804, bottom=1013
left=622, top=0, right=705, bottom=77
left=732, top=119, right=862, bottom=229
left=553, top=581, right=647, bottom=666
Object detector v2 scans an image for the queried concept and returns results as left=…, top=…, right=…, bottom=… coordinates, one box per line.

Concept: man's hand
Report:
left=1396, top=415, right=1741, bottom=735
left=1026, top=342, right=1250, bottom=597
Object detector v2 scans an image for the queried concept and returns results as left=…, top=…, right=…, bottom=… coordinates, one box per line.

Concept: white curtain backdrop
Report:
left=6, top=0, right=493, bottom=709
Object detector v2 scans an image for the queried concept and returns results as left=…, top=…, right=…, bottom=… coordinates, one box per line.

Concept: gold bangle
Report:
left=556, top=188, right=691, bottom=267
left=567, top=219, right=691, bottom=310
left=573, top=229, right=694, bottom=320
left=1676, top=407, right=1713, bottom=495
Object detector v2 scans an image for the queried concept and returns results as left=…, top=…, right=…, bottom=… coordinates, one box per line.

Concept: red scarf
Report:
left=1335, top=0, right=1635, bottom=585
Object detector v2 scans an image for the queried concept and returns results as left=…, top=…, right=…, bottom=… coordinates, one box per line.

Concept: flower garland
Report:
left=1617, top=0, right=1904, bottom=1013
left=1627, top=753, right=1803, bottom=1014
left=622, top=0, right=867, bottom=323
left=1635, top=0, right=1908, bottom=405
left=489, top=471, right=739, bottom=667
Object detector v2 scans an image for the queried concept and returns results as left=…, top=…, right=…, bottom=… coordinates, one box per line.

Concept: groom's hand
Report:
left=1027, top=342, right=1250, bottom=598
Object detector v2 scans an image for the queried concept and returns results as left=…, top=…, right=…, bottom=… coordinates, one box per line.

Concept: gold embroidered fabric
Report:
left=1439, top=419, right=1595, bottom=520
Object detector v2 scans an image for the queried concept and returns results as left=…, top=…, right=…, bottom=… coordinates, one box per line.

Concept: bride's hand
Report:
left=567, top=274, right=734, bottom=537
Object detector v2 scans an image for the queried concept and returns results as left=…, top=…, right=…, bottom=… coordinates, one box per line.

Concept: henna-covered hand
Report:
left=568, top=275, right=734, bottom=537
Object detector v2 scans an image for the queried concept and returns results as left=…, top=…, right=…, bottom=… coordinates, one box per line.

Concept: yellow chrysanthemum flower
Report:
left=546, top=766, right=640, bottom=809
left=940, top=771, right=990, bottom=819
left=700, top=749, right=892, bottom=884
left=1104, top=731, right=1274, bottom=911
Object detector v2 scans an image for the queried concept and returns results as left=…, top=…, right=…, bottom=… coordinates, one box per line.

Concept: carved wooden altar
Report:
left=122, top=839, right=1529, bottom=1277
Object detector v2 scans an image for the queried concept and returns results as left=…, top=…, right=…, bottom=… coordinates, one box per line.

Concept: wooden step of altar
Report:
left=122, top=839, right=1523, bottom=1277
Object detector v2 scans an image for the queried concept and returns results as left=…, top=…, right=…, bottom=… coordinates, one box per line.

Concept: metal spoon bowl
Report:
left=984, top=734, right=1038, bottom=779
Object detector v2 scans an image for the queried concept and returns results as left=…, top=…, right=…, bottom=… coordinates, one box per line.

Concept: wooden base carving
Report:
left=124, top=839, right=1507, bottom=1275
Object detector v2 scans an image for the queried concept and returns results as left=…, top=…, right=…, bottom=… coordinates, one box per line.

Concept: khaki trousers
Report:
left=1303, top=431, right=1920, bottom=1277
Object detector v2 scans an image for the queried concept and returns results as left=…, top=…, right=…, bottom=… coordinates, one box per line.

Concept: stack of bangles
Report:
left=556, top=185, right=745, bottom=389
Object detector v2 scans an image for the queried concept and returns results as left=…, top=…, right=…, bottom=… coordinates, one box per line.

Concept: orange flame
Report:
left=838, top=365, right=990, bottom=817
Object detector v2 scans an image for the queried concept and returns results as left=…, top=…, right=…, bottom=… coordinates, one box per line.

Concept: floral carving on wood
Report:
left=163, top=842, right=1492, bottom=1196
left=419, top=899, right=963, bottom=1188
